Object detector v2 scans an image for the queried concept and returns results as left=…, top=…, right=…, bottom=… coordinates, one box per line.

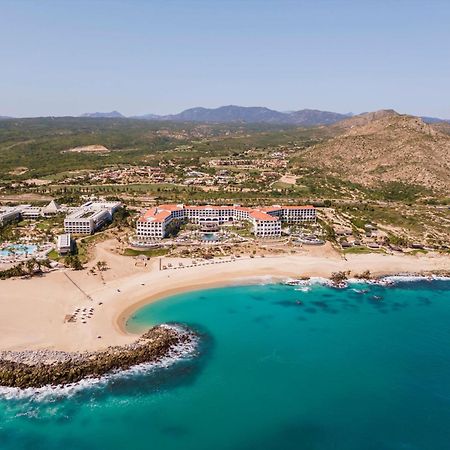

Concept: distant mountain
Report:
left=286, top=109, right=352, bottom=126
left=133, top=105, right=351, bottom=126
left=5, top=109, right=450, bottom=125
left=80, top=111, right=125, bottom=118
left=163, top=105, right=288, bottom=123
left=130, top=113, right=161, bottom=120
left=421, top=116, right=450, bottom=124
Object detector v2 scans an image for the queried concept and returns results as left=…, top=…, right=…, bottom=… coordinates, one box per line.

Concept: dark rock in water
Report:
left=0, top=325, right=196, bottom=389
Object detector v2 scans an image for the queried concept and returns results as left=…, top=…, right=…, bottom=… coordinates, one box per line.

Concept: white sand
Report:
left=0, top=240, right=449, bottom=352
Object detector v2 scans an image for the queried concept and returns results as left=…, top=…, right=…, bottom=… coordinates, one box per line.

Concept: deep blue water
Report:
left=1, top=279, right=450, bottom=449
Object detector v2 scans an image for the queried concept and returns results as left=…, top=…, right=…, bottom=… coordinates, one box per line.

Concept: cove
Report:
left=1, top=279, right=449, bottom=450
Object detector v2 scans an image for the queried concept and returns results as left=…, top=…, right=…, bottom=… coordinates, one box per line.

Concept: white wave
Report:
left=346, top=274, right=450, bottom=287
left=350, top=279, right=385, bottom=286
left=295, top=287, right=311, bottom=292
left=283, top=278, right=309, bottom=286
left=308, top=277, right=333, bottom=286
left=382, top=275, right=425, bottom=282
left=283, top=277, right=334, bottom=287
left=429, top=275, right=450, bottom=281
left=233, top=275, right=279, bottom=286
left=382, top=275, right=450, bottom=283
left=348, top=278, right=368, bottom=284
left=351, top=288, right=369, bottom=294
left=288, top=275, right=450, bottom=288
left=0, top=325, right=199, bottom=403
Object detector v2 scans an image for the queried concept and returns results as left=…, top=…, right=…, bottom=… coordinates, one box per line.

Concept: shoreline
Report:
left=2, top=272, right=447, bottom=390
left=0, top=324, right=196, bottom=389
left=1, top=242, right=449, bottom=353
left=116, top=275, right=287, bottom=333
left=118, top=272, right=450, bottom=334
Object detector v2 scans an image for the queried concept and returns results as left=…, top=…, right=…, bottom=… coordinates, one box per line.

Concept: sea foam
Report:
left=0, top=324, right=199, bottom=403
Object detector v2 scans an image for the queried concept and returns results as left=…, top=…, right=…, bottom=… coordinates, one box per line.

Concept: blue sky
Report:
left=1, top=0, right=450, bottom=118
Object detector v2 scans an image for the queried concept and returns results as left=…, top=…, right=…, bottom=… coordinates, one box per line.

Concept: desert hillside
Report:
left=300, top=111, right=450, bottom=192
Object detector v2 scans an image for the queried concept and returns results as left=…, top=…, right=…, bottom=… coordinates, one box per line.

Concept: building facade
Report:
left=0, top=207, right=22, bottom=226
left=1, top=201, right=64, bottom=225
left=136, top=204, right=316, bottom=240
left=64, top=201, right=121, bottom=234
left=57, top=233, right=73, bottom=255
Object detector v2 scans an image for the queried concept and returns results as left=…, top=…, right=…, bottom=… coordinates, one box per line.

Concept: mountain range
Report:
left=1, top=106, right=449, bottom=126
left=79, top=106, right=351, bottom=126
left=136, top=106, right=352, bottom=125
left=76, top=106, right=450, bottom=125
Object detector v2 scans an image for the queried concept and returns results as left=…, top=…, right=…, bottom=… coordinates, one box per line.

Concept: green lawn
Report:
left=408, top=249, right=428, bottom=255
left=343, top=246, right=386, bottom=255
left=47, top=249, right=61, bottom=261
left=123, top=247, right=169, bottom=257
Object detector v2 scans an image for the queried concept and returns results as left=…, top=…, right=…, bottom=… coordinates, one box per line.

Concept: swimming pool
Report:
left=0, top=244, right=38, bottom=257
left=202, top=233, right=218, bottom=242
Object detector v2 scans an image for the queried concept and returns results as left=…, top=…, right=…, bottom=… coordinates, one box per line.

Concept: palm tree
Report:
left=26, top=258, right=37, bottom=276
left=40, top=258, right=52, bottom=269
left=71, top=256, right=84, bottom=271
left=96, top=260, right=108, bottom=271
left=16, top=262, right=25, bottom=277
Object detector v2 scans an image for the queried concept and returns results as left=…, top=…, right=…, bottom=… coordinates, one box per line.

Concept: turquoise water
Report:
left=1, top=279, right=450, bottom=449
left=0, top=244, right=37, bottom=257
left=202, top=232, right=218, bottom=242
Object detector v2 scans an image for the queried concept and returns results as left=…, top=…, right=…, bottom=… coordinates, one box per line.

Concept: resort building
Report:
left=21, top=206, right=43, bottom=220
left=1, top=201, right=64, bottom=223
left=57, top=233, right=73, bottom=255
left=64, top=201, right=121, bottom=234
left=0, top=206, right=23, bottom=226
left=42, top=200, right=62, bottom=216
left=136, top=204, right=316, bottom=240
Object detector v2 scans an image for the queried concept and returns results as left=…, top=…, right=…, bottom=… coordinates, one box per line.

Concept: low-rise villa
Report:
left=136, top=204, right=316, bottom=240
left=0, top=201, right=63, bottom=224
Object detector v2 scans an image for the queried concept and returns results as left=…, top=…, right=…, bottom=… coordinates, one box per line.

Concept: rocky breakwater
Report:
left=0, top=324, right=197, bottom=389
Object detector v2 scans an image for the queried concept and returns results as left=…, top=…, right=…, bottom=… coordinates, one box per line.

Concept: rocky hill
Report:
left=432, top=121, right=450, bottom=136
left=301, top=110, right=450, bottom=192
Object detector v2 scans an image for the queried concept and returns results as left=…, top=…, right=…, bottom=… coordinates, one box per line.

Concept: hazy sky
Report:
left=1, top=0, right=450, bottom=118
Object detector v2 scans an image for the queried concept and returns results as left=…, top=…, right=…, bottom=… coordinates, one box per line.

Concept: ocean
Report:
left=1, top=279, right=449, bottom=449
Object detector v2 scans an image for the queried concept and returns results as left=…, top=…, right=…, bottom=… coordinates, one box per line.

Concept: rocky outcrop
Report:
left=0, top=325, right=196, bottom=389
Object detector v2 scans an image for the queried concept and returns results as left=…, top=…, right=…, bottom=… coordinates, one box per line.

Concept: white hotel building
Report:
left=57, top=233, right=73, bottom=255
left=64, top=201, right=121, bottom=234
left=136, top=204, right=316, bottom=240
left=0, top=206, right=22, bottom=226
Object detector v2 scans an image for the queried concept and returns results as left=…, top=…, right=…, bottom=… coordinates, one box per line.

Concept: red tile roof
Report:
left=248, top=210, right=278, bottom=221
left=138, top=204, right=314, bottom=223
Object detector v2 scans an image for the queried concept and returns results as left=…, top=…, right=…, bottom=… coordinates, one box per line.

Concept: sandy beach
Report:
left=0, top=240, right=449, bottom=352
